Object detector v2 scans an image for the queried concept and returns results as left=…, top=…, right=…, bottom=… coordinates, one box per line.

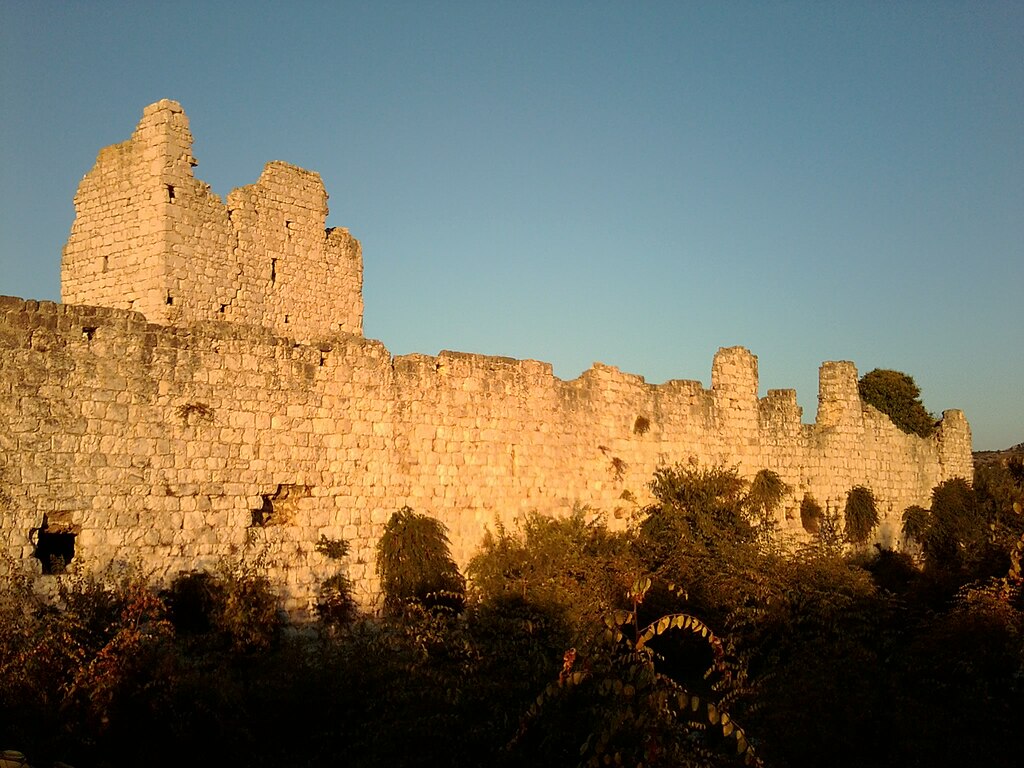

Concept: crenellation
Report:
left=1, top=101, right=974, bottom=617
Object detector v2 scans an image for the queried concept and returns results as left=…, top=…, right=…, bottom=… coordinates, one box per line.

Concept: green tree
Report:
left=747, top=469, right=790, bottom=551
left=857, top=369, right=937, bottom=437
left=468, top=507, right=636, bottom=639
left=640, top=464, right=754, bottom=565
left=843, top=486, right=879, bottom=545
left=376, top=506, right=465, bottom=615
left=901, top=504, right=929, bottom=546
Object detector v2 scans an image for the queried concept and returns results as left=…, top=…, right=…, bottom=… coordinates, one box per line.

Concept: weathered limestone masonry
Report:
left=1, top=101, right=973, bottom=616
left=62, top=99, right=362, bottom=341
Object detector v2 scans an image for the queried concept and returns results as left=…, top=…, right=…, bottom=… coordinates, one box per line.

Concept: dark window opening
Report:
left=285, top=220, right=293, bottom=240
left=319, top=352, right=327, bottom=367
left=166, top=185, right=175, bottom=202
left=101, top=255, right=108, bottom=273
left=166, top=291, right=174, bottom=306
left=283, top=314, right=290, bottom=324
left=270, top=258, right=277, bottom=284
left=31, top=516, right=77, bottom=575
left=219, top=304, right=227, bottom=314
left=82, top=326, right=97, bottom=341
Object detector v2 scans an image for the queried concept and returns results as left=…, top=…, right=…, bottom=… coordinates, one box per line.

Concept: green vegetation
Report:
left=857, top=368, right=937, bottom=437
left=842, top=485, right=879, bottom=545
left=2, top=463, right=1023, bottom=767
left=377, top=506, right=465, bottom=614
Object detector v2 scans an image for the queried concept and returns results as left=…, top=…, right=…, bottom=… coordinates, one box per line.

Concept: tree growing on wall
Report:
left=857, top=369, right=937, bottom=437
left=843, top=486, right=879, bottom=545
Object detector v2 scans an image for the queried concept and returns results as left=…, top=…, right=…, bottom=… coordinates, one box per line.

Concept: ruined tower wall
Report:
left=61, top=100, right=362, bottom=341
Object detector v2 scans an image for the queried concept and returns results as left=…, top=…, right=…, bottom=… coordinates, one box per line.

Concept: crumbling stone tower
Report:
left=61, top=99, right=363, bottom=340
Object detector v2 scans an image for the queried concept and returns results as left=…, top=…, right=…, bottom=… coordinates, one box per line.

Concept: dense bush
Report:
left=857, top=368, right=937, bottom=437
left=376, top=506, right=466, bottom=615
left=0, top=564, right=172, bottom=764
left=468, top=507, right=636, bottom=640
left=163, top=561, right=282, bottom=654
left=843, top=485, right=879, bottom=545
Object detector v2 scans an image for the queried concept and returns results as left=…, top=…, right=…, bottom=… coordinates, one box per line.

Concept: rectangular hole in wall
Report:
left=219, top=304, right=227, bottom=314
left=283, top=314, right=289, bottom=324
left=166, top=184, right=175, bottom=202
left=285, top=220, right=293, bottom=240
left=101, top=255, right=108, bottom=273
left=166, top=291, right=174, bottom=306
left=82, top=326, right=97, bottom=341
left=271, top=258, right=277, bottom=284
left=31, top=515, right=77, bottom=575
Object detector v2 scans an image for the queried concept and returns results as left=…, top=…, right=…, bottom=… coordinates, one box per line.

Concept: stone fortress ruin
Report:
left=0, top=100, right=973, bottom=615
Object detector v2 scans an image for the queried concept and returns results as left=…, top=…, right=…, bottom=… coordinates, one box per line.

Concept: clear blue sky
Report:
left=1, top=1, right=1021, bottom=451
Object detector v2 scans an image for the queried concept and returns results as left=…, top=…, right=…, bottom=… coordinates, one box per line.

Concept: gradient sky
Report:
left=1, top=1, right=1021, bottom=450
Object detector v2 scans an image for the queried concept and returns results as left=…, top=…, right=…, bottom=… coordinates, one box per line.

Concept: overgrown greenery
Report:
left=857, top=368, right=937, bottom=437
left=377, top=506, right=466, bottom=615
left=843, top=485, right=879, bottom=545
left=2, top=459, right=1022, bottom=768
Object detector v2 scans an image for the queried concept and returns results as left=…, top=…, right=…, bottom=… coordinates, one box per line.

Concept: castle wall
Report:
left=0, top=296, right=972, bottom=615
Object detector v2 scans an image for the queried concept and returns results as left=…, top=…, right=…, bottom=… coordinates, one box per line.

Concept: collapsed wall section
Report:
left=61, top=100, right=363, bottom=341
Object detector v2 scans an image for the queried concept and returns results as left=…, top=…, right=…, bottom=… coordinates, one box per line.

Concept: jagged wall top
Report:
left=61, top=100, right=363, bottom=340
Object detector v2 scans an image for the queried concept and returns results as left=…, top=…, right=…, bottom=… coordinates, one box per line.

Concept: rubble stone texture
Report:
left=0, top=101, right=973, bottom=616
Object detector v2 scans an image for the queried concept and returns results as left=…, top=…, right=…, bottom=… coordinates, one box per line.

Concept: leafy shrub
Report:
left=640, top=463, right=754, bottom=565
left=843, top=485, right=879, bottom=545
left=512, top=577, right=757, bottom=767
left=635, top=464, right=780, bottom=629
left=0, top=564, right=172, bottom=763
left=376, top=507, right=465, bottom=615
left=316, top=573, right=358, bottom=627
left=747, top=469, right=790, bottom=550
left=857, top=369, right=936, bottom=437
left=163, top=562, right=281, bottom=654
left=315, top=535, right=350, bottom=560
left=815, top=504, right=847, bottom=556
left=901, top=504, right=929, bottom=546
left=865, top=547, right=920, bottom=595
left=468, top=508, right=636, bottom=640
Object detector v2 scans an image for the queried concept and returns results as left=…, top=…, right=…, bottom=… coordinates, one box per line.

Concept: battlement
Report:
left=61, top=100, right=362, bottom=340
